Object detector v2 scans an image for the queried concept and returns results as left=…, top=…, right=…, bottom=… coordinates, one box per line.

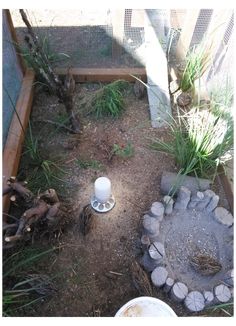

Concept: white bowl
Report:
left=115, top=296, right=177, bottom=317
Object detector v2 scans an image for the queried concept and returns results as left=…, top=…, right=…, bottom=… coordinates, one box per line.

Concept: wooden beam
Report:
left=175, top=9, right=200, bottom=61
left=54, top=68, right=147, bottom=82
left=218, top=165, right=234, bottom=214
left=111, top=10, right=125, bottom=59
left=2, top=69, right=35, bottom=219
left=5, top=9, right=26, bottom=75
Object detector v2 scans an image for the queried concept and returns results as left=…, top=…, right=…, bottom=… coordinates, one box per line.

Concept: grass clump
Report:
left=180, top=38, right=213, bottom=92
left=112, top=143, right=135, bottom=159
left=22, top=122, right=65, bottom=193
left=91, top=80, right=130, bottom=118
left=3, top=246, right=56, bottom=316
left=150, top=105, right=233, bottom=180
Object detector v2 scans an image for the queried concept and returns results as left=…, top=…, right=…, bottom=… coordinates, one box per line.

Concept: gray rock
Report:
left=163, top=195, right=174, bottom=215
left=143, top=215, right=160, bottom=234
left=174, top=186, right=191, bottom=210
left=213, top=207, right=234, bottom=226
left=170, top=282, right=188, bottom=302
left=160, top=171, right=211, bottom=195
left=148, top=242, right=165, bottom=260
left=223, top=269, right=234, bottom=287
left=151, top=266, right=168, bottom=287
left=195, top=190, right=215, bottom=211
left=203, top=291, right=214, bottom=306
left=214, top=284, right=231, bottom=303
left=184, top=291, right=205, bottom=312
left=140, top=250, right=159, bottom=272
left=150, top=202, right=164, bottom=221
left=188, top=191, right=204, bottom=209
left=205, top=195, right=220, bottom=213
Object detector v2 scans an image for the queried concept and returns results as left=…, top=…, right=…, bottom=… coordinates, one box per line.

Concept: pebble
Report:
left=213, top=207, right=234, bottom=226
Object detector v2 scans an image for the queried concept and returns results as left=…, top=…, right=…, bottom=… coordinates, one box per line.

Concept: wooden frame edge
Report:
left=218, top=165, right=234, bottom=214
left=55, top=68, right=147, bottom=82
left=2, top=69, right=35, bottom=219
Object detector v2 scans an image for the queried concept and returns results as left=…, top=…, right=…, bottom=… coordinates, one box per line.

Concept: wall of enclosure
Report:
left=2, top=10, right=24, bottom=147
left=168, top=9, right=234, bottom=100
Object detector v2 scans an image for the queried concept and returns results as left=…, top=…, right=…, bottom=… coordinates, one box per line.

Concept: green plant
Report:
left=112, top=143, right=135, bottom=159
left=3, top=246, right=56, bottom=316
left=91, top=80, right=129, bottom=118
left=76, top=158, right=104, bottom=171
left=150, top=105, right=233, bottom=180
left=180, top=38, right=213, bottom=92
left=206, top=302, right=233, bottom=317
left=23, top=122, right=66, bottom=192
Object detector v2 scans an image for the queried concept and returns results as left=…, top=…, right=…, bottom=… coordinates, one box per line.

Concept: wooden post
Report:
left=175, top=9, right=200, bottom=61
left=111, top=9, right=125, bottom=60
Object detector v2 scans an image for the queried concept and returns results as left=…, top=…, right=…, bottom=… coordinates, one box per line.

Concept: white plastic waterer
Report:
left=115, top=297, right=177, bottom=317
left=91, top=177, right=115, bottom=213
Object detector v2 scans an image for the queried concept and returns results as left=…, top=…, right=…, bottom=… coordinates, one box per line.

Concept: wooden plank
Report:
left=218, top=165, right=234, bottom=214
left=2, top=69, right=35, bottom=219
left=111, top=10, right=125, bottom=59
left=5, top=9, right=26, bottom=74
left=54, top=68, right=147, bottom=82
left=175, top=10, right=200, bottom=61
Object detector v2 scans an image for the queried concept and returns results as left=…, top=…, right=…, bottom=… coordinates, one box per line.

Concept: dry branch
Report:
left=19, top=9, right=81, bottom=133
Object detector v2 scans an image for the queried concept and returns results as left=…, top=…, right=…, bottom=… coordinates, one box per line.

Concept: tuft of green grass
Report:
left=180, top=38, right=213, bottom=92
left=3, top=246, right=56, bottom=316
left=150, top=104, right=233, bottom=180
left=22, top=122, right=66, bottom=193
left=76, top=158, right=104, bottom=171
left=112, top=143, right=135, bottom=159
left=91, top=80, right=130, bottom=118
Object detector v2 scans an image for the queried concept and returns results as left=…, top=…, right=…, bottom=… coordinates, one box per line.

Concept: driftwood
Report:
left=19, top=9, right=81, bottom=133
left=3, top=177, right=66, bottom=246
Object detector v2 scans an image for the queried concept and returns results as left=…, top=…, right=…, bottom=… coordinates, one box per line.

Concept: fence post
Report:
left=175, top=9, right=200, bottom=61
left=111, top=9, right=125, bottom=60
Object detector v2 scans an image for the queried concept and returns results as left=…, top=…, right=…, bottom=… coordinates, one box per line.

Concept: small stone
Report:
left=214, top=284, right=231, bottom=303
left=223, top=269, right=234, bottom=287
left=143, top=215, right=160, bottom=234
left=140, top=234, right=151, bottom=251
left=170, top=282, right=188, bottom=302
left=184, top=291, right=205, bottom=312
left=174, top=187, right=191, bottom=210
left=140, top=251, right=159, bottom=272
left=188, top=192, right=204, bottom=209
left=213, top=207, right=234, bottom=226
left=151, top=266, right=168, bottom=287
left=205, top=195, right=219, bottom=213
left=195, top=190, right=215, bottom=211
left=203, top=291, right=214, bottom=305
left=150, top=202, right=164, bottom=221
left=148, top=242, right=165, bottom=260
left=163, top=195, right=174, bottom=215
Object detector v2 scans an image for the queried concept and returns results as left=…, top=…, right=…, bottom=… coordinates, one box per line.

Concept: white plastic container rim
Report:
left=115, top=296, right=177, bottom=317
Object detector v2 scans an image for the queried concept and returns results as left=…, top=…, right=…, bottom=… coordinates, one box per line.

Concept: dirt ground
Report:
left=9, top=83, right=231, bottom=317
